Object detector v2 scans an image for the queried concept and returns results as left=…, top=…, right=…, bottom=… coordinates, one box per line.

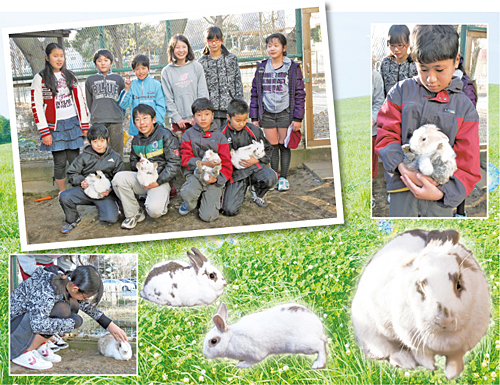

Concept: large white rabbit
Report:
left=402, top=124, right=457, bottom=184
left=351, top=229, right=490, bottom=380
left=203, top=302, right=328, bottom=369
left=136, top=153, right=158, bottom=186
left=83, top=170, right=111, bottom=199
left=230, top=140, right=266, bottom=170
left=140, top=248, right=226, bottom=307
left=97, top=332, right=133, bottom=361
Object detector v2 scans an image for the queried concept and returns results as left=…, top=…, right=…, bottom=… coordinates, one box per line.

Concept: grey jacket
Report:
left=85, top=71, right=125, bottom=124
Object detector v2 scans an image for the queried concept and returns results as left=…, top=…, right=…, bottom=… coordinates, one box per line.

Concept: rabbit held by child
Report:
left=203, top=302, right=328, bottom=369
left=97, top=333, right=133, bottom=361
left=402, top=124, right=457, bottom=184
left=195, top=149, right=222, bottom=184
left=230, top=140, right=266, bottom=170
left=84, top=170, right=111, bottom=199
left=136, top=153, right=158, bottom=186
left=351, top=229, right=490, bottom=380
left=140, top=247, right=226, bottom=307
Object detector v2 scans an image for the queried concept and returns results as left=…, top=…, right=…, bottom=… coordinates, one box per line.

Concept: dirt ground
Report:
left=23, top=166, right=336, bottom=245
left=372, top=161, right=488, bottom=217
left=10, top=339, right=137, bottom=375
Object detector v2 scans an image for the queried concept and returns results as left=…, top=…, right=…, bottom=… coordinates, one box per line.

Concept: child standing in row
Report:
left=250, top=33, right=305, bottom=191
left=198, top=26, right=244, bottom=129
left=118, top=54, right=166, bottom=137
left=179, top=98, right=232, bottom=222
left=85, top=49, right=125, bottom=157
left=31, top=43, right=89, bottom=192
left=161, top=34, right=208, bottom=138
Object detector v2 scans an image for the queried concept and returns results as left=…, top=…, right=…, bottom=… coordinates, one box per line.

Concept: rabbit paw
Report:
left=445, top=353, right=464, bottom=380
left=389, top=350, right=418, bottom=369
left=237, top=360, right=258, bottom=368
left=412, top=350, right=436, bottom=370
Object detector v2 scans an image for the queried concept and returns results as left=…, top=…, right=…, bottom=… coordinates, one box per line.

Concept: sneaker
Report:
left=61, top=215, right=82, bottom=234
left=121, top=208, right=146, bottom=229
left=250, top=185, right=258, bottom=199
left=277, top=177, right=289, bottom=191
left=46, top=338, right=60, bottom=352
left=51, top=335, right=69, bottom=350
left=179, top=202, right=191, bottom=216
left=36, top=344, right=62, bottom=363
left=170, top=184, right=178, bottom=198
left=12, top=350, right=53, bottom=370
left=253, top=195, right=268, bottom=207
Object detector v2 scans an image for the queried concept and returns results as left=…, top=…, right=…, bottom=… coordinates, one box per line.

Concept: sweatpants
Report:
left=59, top=186, right=120, bottom=224
left=221, top=166, right=278, bottom=216
left=389, top=190, right=453, bottom=217
left=180, top=174, right=223, bottom=222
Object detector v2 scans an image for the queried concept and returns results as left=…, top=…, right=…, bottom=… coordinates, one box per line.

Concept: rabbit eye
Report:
left=209, top=272, right=216, bottom=280
left=210, top=337, right=220, bottom=346
left=456, top=277, right=463, bottom=292
left=422, top=137, right=427, bottom=141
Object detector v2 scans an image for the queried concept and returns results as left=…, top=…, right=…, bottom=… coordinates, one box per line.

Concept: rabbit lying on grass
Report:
left=351, top=229, right=490, bottom=380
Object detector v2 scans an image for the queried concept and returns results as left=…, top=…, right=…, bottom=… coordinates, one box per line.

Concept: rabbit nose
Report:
left=437, top=302, right=450, bottom=318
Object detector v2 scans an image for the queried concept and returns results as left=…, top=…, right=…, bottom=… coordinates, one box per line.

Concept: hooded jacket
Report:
left=130, top=123, right=181, bottom=186
left=67, top=144, right=124, bottom=187
left=117, top=75, right=166, bottom=136
left=375, top=76, right=480, bottom=208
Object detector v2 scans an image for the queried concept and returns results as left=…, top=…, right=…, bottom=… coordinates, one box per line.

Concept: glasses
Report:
left=389, top=43, right=407, bottom=50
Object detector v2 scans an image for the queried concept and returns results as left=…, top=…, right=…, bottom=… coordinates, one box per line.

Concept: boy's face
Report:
left=134, top=64, right=149, bottom=80
left=134, top=112, right=157, bottom=137
left=228, top=113, right=248, bottom=131
left=90, top=137, right=108, bottom=154
left=194, top=109, right=214, bottom=131
left=95, top=55, right=112, bottom=75
left=416, top=54, right=460, bottom=93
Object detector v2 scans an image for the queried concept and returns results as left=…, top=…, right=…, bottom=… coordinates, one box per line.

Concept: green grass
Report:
left=1, top=86, right=498, bottom=384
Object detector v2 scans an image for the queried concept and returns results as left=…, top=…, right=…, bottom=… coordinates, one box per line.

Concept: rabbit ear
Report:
left=186, top=248, right=207, bottom=272
left=216, top=302, right=228, bottom=321
left=213, top=314, right=227, bottom=332
left=426, top=230, right=459, bottom=246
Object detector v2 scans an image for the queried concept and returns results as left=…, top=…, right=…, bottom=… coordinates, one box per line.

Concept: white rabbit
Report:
left=203, top=302, right=328, bottom=369
left=402, top=124, right=457, bottom=184
left=230, top=140, right=266, bottom=170
left=195, top=149, right=222, bottom=184
left=351, top=229, right=491, bottom=380
left=84, top=170, right=111, bottom=199
left=136, top=153, right=158, bottom=186
left=97, top=332, right=133, bottom=361
left=140, top=248, right=226, bottom=307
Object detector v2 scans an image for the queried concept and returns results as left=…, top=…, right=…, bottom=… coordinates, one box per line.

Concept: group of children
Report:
left=31, top=29, right=305, bottom=232
left=373, top=24, right=481, bottom=217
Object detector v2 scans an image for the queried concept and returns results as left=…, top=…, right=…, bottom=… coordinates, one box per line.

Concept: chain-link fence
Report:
left=10, top=254, right=138, bottom=341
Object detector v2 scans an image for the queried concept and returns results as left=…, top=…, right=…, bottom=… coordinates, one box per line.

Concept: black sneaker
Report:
left=121, top=208, right=146, bottom=229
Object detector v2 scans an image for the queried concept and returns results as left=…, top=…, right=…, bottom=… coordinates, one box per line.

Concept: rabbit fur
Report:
left=97, top=332, right=133, bottom=361
left=140, top=248, right=226, bottom=307
left=83, top=170, right=111, bottom=199
left=195, top=149, right=222, bottom=184
left=402, top=124, right=457, bottom=184
left=230, top=140, right=266, bottom=170
left=203, top=302, right=328, bottom=369
left=136, top=153, right=158, bottom=186
left=351, top=229, right=490, bottom=380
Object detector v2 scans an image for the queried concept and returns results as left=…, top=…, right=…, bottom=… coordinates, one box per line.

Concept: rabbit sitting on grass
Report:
left=97, top=333, right=133, bottom=361
left=402, top=124, right=457, bottom=184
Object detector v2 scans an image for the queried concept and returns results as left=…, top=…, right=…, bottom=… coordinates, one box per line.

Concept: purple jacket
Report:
left=249, top=59, right=306, bottom=124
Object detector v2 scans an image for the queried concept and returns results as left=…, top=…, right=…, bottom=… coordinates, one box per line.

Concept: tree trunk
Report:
left=12, top=37, right=50, bottom=76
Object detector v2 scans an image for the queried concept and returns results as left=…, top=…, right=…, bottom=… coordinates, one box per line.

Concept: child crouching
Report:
left=179, top=98, right=232, bottom=222
left=59, top=125, right=124, bottom=234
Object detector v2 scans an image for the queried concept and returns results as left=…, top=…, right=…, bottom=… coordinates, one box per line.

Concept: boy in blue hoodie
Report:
left=117, top=54, right=166, bottom=137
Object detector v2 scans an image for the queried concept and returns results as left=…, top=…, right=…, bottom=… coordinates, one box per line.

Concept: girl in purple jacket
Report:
left=250, top=33, right=306, bottom=191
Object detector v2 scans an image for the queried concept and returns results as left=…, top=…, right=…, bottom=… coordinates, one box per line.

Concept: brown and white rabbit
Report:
left=203, top=302, right=328, bottom=369
left=136, top=153, right=158, bottom=186
left=351, top=229, right=491, bottom=380
left=402, top=124, right=457, bottom=184
left=84, top=170, right=111, bottom=199
left=97, top=332, right=133, bottom=361
left=195, top=149, right=222, bottom=184
left=140, top=248, right=225, bottom=307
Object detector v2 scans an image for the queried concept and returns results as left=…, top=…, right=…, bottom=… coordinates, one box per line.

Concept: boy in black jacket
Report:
left=221, top=99, right=277, bottom=216
left=59, top=125, right=124, bottom=234
left=112, top=104, right=181, bottom=229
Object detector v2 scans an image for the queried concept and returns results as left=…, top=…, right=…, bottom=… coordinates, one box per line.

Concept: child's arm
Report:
left=292, top=64, right=306, bottom=128
left=30, top=74, right=51, bottom=139
left=29, top=293, right=75, bottom=335
left=214, top=135, right=233, bottom=187
left=180, top=131, right=201, bottom=171
left=197, top=63, right=209, bottom=99
left=117, top=85, right=132, bottom=110
left=157, top=132, right=181, bottom=186
left=161, top=68, right=182, bottom=124
left=249, top=66, right=260, bottom=123
left=85, top=78, right=93, bottom=114
left=154, top=81, right=167, bottom=125
left=66, top=155, right=86, bottom=187
left=232, top=55, right=244, bottom=100
left=129, top=144, right=140, bottom=172
left=74, top=82, right=90, bottom=135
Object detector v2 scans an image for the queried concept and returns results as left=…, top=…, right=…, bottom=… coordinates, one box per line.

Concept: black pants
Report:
left=52, top=149, right=80, bottom=180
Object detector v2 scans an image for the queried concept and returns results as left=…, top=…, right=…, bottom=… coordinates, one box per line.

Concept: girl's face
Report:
left=67, top=281, right=95, bottom=301
left=46, top=48, right=65, bottom=72
left=389, top=41, right=409, bottom=62
left=174, top=40, right=189, bottom=64
left=206, top=37, right=223, bottom=54
left=267, top=38, right=286, bottom=60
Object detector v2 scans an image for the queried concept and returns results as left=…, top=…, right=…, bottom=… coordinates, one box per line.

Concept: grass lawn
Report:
left=0, top=86, right=498, bottom=384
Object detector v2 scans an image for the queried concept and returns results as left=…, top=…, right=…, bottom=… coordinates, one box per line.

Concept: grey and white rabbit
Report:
left=97, top=332, right=133, bottom=361
left=402, top=124, right=457, bottom=184
left=140, top=248, right=226, bottom=307
left=136, top=153, right=158, bottom=186
left=84, top=170, right=111, bottom=199
left=230, top=140, right=266, bottom=170
left=351, top=229, right=490, bottom=380
left=203, top=302, right=328, bottom=369
left=195, top=149, right=222, bottom=184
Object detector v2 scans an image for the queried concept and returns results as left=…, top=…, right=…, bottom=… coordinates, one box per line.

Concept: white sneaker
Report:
left=51, top=335, right=69, bottom=350
left=37, top=344, right=62, bottom=363
left=12, top=350, right=53, bottom=370
left=45, top=339, right=60, bottom=352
